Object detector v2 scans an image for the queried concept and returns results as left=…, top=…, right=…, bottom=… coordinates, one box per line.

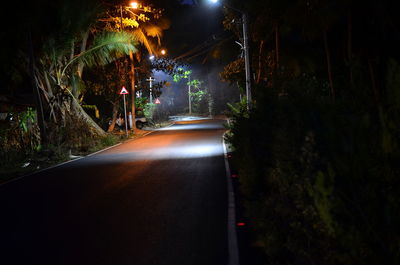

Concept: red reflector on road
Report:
left=237, top=222, right=246, bottom=226
left=231, top=174, right=238, bottom=178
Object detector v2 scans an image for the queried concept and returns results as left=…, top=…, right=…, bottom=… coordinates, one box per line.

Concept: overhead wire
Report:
left=184, top=36, right=233, bottom=62
left=173, top=31, right=232, bottom=61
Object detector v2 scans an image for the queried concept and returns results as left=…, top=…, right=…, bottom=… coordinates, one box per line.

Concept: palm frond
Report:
left=141, top=24, right=163, bottom=45
left=132, top=28, right=155, bottom=54
left=61, top=31, right=137, bottom=78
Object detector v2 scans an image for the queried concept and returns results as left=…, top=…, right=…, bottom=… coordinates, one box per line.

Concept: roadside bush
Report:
left=0, top=108, right=41, bottom=161
left=99, top=134, right=118, bottom=147
left=46, top=114, right=94, bottom=154
left=228, top=72, right=400, bottom=265
left=144, top=102, right=156, bottom=120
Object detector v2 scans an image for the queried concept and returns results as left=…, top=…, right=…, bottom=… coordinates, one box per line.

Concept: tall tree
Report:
left=100, top=2, right=170, bottom=130
left=29, top=0, right=140, bottom=142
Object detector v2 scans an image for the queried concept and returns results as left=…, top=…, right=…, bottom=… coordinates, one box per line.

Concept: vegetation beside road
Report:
left=0, top=115, right=171, bottom=185
left=224, top=1, right=400, bottom=264
left=227, top=74, right=400, bottom=264
left=0, top=123, right=119, bottom=184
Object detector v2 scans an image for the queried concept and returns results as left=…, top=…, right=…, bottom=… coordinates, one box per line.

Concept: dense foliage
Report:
left=224, top=0, right=400, bottom=264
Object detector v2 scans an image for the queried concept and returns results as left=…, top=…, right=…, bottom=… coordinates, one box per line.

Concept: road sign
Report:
left=155, top=98, right=161, bottom=104
left=119, top=86, right=129, bottom=95
left=119, top=86, right=129, bottom=137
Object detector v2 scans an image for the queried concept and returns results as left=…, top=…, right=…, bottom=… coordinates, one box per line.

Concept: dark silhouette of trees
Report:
left=224, top=0, right=400, bottom=264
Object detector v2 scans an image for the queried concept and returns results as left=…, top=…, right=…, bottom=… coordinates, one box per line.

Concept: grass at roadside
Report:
left=0, top=118, right=174, bottom=185
left=0, top=126, right=158, bottom=185
left=0, top=134, right=121, bottom=184
left=144, top=120, right=172, bottom=129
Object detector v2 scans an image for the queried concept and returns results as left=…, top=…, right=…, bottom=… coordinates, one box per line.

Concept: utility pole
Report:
left=242, top=12, right=252, bottom=110
left=208, top=0, right=252, bottom=110
left=146, top=77, right=155, bottom=103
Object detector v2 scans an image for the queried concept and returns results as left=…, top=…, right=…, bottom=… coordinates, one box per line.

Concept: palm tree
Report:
left=58, top=3, right=170, bottom=133
left=127, top=19, right=169, bottom=130
left=34, top=31, right=138, bottom=137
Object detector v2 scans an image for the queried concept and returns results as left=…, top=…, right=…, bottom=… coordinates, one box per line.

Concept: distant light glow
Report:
left=75, top=143, right=223, bottom=166
left=130, top=1, right=139, bottom=9
left=237, top=222, right=246, bottom=226
left=149, top=55, right=155, bottom=60
left=63, top=119, right=227, bottom=169
left=209, top=0, right=219, bottom=3
left=159, top=121, right=223, bottom=131
left=161, top=49, right=166, bottom=55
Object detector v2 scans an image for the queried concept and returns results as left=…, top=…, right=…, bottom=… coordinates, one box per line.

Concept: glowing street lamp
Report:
left=208, top=0, right=252, bottom=110
left=160, top=49, right=167, bottom=56
left=130, top=1, right=139, bottom=9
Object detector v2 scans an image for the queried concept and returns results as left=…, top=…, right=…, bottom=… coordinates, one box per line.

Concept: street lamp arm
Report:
left=209, top=0, right=252, bottom=109
left=125, top=8, right=140, bottom=18
left=235, top=40, right=243, bottom=49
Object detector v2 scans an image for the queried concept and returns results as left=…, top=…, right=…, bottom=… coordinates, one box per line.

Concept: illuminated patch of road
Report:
left=67, top=142, right=224, bottom=168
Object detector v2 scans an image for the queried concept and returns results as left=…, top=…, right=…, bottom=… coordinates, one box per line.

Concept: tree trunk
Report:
left=28, top=28, right=47, bottom=143
left=129, top=50, right=137, bottom=130
left=347, top=11, right=354, bottom=88
left=107, top=100, right=119, bottom=132
left=70, top=39, right=75, bottom=61
left=256, top=40, right=265, bottom=84
left=71, top=96, right=106, bottom=137
left=72, top=30, right=90, bottom=99
left=77, top=30, right=89, bottom=78
left=368, top=58, right=388, bottom=152
left=323, top=29, right=335, bottom=100
left=368, top=59, right=380, bottom=104
left=275, top=23, right=280, bottom=72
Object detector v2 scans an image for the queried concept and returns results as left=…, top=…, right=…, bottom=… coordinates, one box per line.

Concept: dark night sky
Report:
left=1, top=0, right=226, bottom=63
left=158, top=0, right=226, bottom=60
left=0, top=0, right=237, bottom=110
left=149, top=0, right=239, bottom=112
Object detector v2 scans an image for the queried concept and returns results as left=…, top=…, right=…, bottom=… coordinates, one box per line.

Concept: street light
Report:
left=120, top=1, right=142, bottom=129
left=208, top=0, right=252, bottom=110
left=130, top=1, right=139, bottom=9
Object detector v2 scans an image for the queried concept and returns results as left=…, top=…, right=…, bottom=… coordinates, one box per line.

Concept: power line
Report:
left=184, top=36, right=233, bottom=62
left=173, top=31, right=231, bottom=61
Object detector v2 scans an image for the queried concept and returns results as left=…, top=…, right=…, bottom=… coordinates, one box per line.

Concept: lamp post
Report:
left=209, top=0, right=252, bottom=110
left=119, top=1, right=140, bottom=129
left=242, top=12, right=251, bottom=109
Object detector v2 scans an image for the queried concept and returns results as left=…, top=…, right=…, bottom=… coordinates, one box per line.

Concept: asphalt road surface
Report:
left=0, top=118, right=229, bottom=265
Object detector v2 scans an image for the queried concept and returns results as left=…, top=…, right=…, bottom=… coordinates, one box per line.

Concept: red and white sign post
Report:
left=119, top=86, right=129, bottom=137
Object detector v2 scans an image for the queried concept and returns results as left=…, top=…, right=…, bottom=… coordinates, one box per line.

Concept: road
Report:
left=0, top=118, right=229, bottom=265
